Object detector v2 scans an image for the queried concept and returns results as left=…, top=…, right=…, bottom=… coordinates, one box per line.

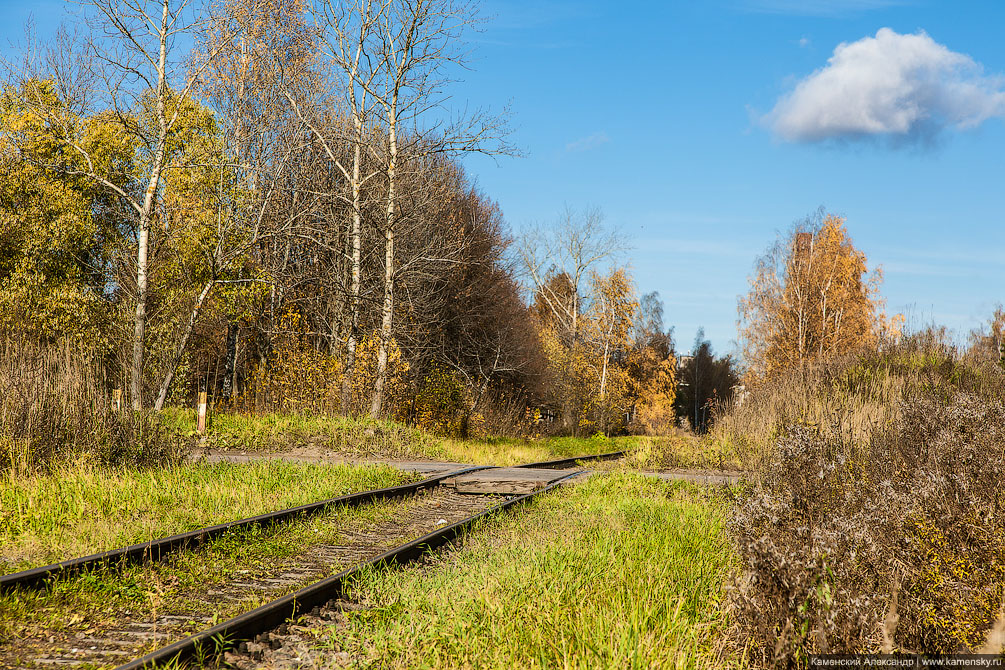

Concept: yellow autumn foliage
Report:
left=413, top=366, right=486, bottom=438
left=246, top=312, right=408, bottom=415
left=0, top=80, right=133, bottom=342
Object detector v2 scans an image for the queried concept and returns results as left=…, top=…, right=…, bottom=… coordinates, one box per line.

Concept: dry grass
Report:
left=437, top=433, right=640, bottom=466
left=727, top=335, right=1005, bottom=663
left=619, top=430, right=747, bottom=472
left=698, top=332, right=992, bottom=473
left=0, top=339, right=181, bottom=474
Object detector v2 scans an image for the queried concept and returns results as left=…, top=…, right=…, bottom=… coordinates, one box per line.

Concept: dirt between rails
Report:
left=1, top=489, right=502, bottom=670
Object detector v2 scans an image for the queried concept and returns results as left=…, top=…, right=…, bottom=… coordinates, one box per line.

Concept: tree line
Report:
left=9, top=1, right=991, bottom=438
left=0, top=0, right=685, bottom=437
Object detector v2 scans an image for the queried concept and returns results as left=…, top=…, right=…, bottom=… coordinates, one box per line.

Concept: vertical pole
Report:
left=112, top=388, right=122, bottom=412
left=197, top=390, right=208, bottom=434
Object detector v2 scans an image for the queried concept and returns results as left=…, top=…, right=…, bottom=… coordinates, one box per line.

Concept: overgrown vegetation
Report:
left=0, top=475, right=411, bottom=661
left=0, top=340, right=181, bottom=474
left=436, top=433, right=638, bottom=467
left=163, top=406, right=636, bottom=465
left=728, top=333, right=1005, bottom=663
left=324, top=474, right=736, bottom=669
left=4, top=1, right=1004, bottom=661
left=0, top=459, right=410, bottom=572
left=159, top=407, right=443, bottom=457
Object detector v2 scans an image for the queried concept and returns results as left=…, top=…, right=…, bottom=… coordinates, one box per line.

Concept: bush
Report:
left=414, top=366, right=468, bottom=436
left=633, top=391, right=678, bottom=436
left=245, top=312, right=408, bottom=417
left=729, top=344, right=1005, bottom=664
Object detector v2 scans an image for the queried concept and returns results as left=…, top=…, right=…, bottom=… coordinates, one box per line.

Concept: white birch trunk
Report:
left=343, top=120, right=363, bottom=409
left=370, top=101, right=397, bottom=418
left=130, top=0, right=171, bottom=410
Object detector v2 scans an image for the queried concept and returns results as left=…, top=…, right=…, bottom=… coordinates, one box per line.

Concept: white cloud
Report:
left=765, top=28, right=1005, bottom=143
left=565, top=132, right=610, bottom=153
left=798, top=36, right=811, bottom=48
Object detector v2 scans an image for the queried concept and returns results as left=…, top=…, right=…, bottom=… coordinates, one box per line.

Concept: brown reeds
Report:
left=0, top=339, right=179, bottom=473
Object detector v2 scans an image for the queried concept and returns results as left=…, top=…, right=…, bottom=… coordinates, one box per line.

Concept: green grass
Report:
left=437, top=433, right=640, bottom=466
left=323, top=474, right=738, bottom=669
left=159, top=407, right=445, bottom=458
left=614, top=432, right=748, bottom=472
left=0, top=459, right=413, bottom=573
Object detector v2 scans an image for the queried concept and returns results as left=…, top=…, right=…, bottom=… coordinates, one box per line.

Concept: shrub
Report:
left=245, top=311, right=408, bottom=417
left=634, top=391, right=677, bottom=436
left=729, top=348, right=1005, bottom=663
left=414, top=366, right=468, bottom=437
left=471, top=389, right=537, bottom=437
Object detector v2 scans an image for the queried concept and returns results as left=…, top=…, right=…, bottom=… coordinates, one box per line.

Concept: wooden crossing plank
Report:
left=440, top=467, right=581, bottom=494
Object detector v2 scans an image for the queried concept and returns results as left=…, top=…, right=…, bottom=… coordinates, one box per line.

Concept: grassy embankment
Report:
left=0, top=461, right=414, bottom=654
left=312, top=474, right=738, bottom=669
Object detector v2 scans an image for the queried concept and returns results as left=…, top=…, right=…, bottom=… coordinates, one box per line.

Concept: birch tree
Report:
left=738, top=212, right=887, bottom=379
left=148, top=0, right=319, bottom=409
left=520, top=208, right=627, bottom=434
left=292, top=0, right=383, bottom=404
left=10, top=0, right=220, bottom=408
left=589, top=268, right=636, bottom=402
left=518, top=206, right=626, bottom=345
left=363, top=0, right=513, bottom=418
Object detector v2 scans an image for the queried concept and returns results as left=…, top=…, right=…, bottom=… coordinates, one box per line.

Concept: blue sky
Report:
left=3, top=0, right=1004, bottom=357
left=455, top=0, right=1005, bottom=356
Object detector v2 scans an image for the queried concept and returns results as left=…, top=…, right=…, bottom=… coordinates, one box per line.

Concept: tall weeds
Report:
left=0, top=339, right=180, bottom=473
left=728, top=337, right=1005, bottom=663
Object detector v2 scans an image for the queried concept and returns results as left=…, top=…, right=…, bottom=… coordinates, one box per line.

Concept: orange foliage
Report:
left=739, top=214, right=898, bottom=380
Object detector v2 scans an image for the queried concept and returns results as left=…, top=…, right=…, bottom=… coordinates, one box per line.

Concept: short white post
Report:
left=197, top=390, right=208, bottom=434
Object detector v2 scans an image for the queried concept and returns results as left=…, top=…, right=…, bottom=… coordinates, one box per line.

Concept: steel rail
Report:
left=114, top=471, right=580, bottom=670
left=0, top=466, right=488, bottom=593
left=513, top=449, right=625, bottom=469
left=2, top=452, right=625, bottom=592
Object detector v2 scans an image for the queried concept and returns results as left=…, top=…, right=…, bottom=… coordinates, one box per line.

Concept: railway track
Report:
left=0, top=467, right=485, bottom=593
left=0, top=452, right=621, bottom=670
